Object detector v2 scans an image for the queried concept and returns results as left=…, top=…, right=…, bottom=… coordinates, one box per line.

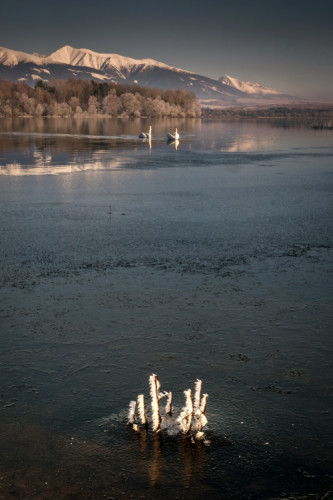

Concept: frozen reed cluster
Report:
left=128, top=374, right=208, bottom=441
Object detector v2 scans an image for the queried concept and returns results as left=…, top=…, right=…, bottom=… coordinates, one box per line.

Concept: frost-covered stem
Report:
left=137, top=394, right=147, bottom=426
left=158, top=390, right=173, bottom=416
left=128, top=400, right=137, bottom=425
left=178, top=389, right=193, bottom=434
left=158, top=391, right=167, bottom=401
left=200, top=393, right=208, bottom=415
left=165, top=391, right=173, bottom=416
left=149, top=374, right=161, bottom=432
left=195, top=411, right=208, bottom=434
left=185, top=389, right=193, bottom=432
left=192, top=391, right=208, bottom=436
left=194, top=379, right=202, bottom=412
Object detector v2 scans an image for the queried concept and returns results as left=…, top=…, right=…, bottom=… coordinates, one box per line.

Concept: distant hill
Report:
left=0, top=45, right=301, bottom=107
left=219, top=74, right=282, bottom=96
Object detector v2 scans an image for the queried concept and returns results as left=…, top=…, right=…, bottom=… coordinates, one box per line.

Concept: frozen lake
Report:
left=0, top=117, right=332, bottom=499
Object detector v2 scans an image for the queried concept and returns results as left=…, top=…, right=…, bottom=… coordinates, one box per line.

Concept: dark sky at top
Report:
left=1, top=0, right=332, bottom=99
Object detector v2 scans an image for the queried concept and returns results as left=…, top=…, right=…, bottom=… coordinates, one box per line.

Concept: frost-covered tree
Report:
left=102, top=90, right=121, bottom=116
left=3, top=104, right=12, bottom=116
left=69, top=96, right=80, bottom=113
left=120, top=92, right=142, bottom=117
left=0, top=77, right=202, bottom=117
left=87, top=96, right=99, bottom=115
left=35, top=103, right=44, bottom=116
left=53, top=102, right=71, bottom=116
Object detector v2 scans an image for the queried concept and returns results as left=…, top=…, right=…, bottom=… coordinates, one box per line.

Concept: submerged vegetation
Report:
left=0, top=78, right=201, bottom=118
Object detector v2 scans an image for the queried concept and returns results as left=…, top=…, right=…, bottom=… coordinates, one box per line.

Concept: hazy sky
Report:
left=1, top=0, right=333, bottom=99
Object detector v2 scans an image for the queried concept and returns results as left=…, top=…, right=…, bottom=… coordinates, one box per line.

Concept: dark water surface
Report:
left=0, top=118, right=332, bottom=499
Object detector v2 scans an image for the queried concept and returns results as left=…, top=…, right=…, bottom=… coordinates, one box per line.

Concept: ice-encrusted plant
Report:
left=128, top=375, right=208, bottom=442
left=149, top=374, right=162, bottom=432
left=137, top=394, right=147, bottom=426
left=128, top=400, right=139, bottom=432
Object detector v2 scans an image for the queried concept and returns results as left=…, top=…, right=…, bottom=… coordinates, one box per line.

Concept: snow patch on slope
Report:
left=219, top=74, right=281, bottom=95
left=0, top=47, right=44, bottom=66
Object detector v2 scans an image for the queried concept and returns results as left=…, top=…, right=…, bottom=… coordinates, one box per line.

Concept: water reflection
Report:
left=179, top=436, right=207, bottom=489
left=167, top=138, right=179, bottom=150
left=133, top=430, right=208, bottom=489
left=0, top=116, right=332, bottom=498
left=223, top=134, right=274, bottom=152
left=1, top=117, right=331, bottom=176
left=149, top=433, right=162, bottom=486
left=141, top=136, right=152, bottom=149
left=0, top=116, right=200, bottom=140
left=33, top=149, right=52, bottom=166
left=0, top=156, right=136, bottom=175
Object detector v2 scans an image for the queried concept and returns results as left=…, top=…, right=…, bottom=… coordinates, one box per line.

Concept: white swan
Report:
left=139, top=125, right=152, bottom=139
left=167, top=128, right=179, bottom=141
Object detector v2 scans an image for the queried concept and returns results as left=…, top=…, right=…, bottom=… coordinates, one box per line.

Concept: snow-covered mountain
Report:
left=0, top=45, right=179, bottom=80
left=46, top=45, right=178, bottom=73
left=219, top=74, right=282, bottom=96
left=0, top=45, right=298, bottom=105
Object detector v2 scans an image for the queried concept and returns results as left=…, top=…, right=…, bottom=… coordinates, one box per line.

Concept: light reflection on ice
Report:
left=223, top=135, right=275, bottom=152
left=0, top=156, right=134, bottom=175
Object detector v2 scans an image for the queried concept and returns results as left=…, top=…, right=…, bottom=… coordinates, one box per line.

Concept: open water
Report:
left=0, top=117, right=332, bottom=499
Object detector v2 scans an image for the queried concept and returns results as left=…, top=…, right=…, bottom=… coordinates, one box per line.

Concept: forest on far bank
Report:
left=0, top=78, right=201, bottom=118
left=2, top=78, right=332, bottom=124
left=201, top=106, right=333, bottom=124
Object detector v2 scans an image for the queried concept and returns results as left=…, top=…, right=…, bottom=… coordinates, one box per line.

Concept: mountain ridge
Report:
left=219, top=74, right=282, bottom=96
left=0, top=45, right=299, bottom=106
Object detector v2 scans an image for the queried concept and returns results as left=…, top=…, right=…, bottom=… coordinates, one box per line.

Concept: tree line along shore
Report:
left=0, top=78, right=201, bottom=118
left=201, top=105, right=333, bottom=126
left=0, top=78, right=332, bottom=125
